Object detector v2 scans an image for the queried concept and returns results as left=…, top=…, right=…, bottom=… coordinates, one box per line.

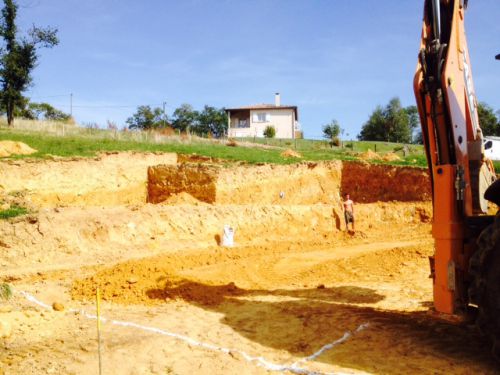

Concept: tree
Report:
left=263, top=125, right=276, bottom=138
left=19, top=102, right=70, bottom=121
left=413, top=130, right=424, bottom=145
left=322, top=119, right=341, bottom=140
left=126, top=105, right=164, bottom=130
left=172, top=103, right=198, bottom=132
left=196, top=105, right=227, bottom=138
left=383, top=98, right=411, bottom=143
left=358, top=97, right=412, bottom=143
left=478, top=102, right=500, bottom=136
left=0, top=0, right=58, bottom=126
left=405, top=105, right=420, bottom=143
left=357, top=106, right=386, bottom=141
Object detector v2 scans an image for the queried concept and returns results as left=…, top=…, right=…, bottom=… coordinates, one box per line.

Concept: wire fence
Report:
left=0, top=118, right=227, bottom=146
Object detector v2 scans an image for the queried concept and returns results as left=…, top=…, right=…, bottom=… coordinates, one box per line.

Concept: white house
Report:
left=226, top=93, right=301, bottom=139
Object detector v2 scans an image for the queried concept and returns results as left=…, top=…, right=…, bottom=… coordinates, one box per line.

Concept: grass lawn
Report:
left=235, top=137, right=423, bottom=152
left=0, top=126, right=428, bottom=167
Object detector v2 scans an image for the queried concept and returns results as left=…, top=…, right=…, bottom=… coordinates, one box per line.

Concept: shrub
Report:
left=329, top=137, right=341, bottom=147
left=345, top=143, right=354, bottom=149
left=322, top=121, right=340, bottom=140
left=264, top=126, right=276, bottom=138
left=0, top=283, right=12, bottom=300
left=0, top=204, right=28, bottom=220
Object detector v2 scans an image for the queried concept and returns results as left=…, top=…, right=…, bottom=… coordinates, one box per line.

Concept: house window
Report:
left=253, top=112, right=271, bottom=123
left=238, top=119, right=249, bottom=128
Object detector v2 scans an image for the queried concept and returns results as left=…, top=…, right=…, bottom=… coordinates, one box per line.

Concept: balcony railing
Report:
left=232, top=119, right=250, bottom=128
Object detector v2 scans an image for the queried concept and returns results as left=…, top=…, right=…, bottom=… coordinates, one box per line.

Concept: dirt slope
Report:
left=0, top=152, right=176, bottom=207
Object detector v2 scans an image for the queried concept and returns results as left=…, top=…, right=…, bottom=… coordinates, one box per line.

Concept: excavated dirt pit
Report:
left=0, top=152, right=497, bottom=374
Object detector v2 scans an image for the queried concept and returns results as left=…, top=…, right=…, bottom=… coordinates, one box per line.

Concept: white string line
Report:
left=290, top=324, right=369, bottom=369
left=18, top=291, right=368, bottom=375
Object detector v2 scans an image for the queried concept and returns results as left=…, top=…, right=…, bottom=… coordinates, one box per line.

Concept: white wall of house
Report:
left=249, top=109, right=295, bottom=138
left=228, top=108, right=296, bottom=138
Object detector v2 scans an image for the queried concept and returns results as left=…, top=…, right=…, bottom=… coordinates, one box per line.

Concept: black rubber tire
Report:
left=469, top=214, right=500, bottom=360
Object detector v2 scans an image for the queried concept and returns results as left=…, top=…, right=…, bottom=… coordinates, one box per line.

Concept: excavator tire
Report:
left=469, top=214, right=500, bottom=360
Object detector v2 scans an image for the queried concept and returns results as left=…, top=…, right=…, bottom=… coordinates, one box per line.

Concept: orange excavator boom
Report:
left=414, top=0, right=496, bottom=315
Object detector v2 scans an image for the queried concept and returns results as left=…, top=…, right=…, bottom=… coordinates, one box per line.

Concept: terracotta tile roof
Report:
left=226, top=103, right=296, bottom=110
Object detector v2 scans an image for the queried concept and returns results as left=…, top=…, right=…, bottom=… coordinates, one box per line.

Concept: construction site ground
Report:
left=0, top=151, right=498, bottom=374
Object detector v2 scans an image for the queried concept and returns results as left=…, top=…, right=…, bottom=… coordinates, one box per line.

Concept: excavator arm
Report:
left=414, top=0, right=496, bottom=315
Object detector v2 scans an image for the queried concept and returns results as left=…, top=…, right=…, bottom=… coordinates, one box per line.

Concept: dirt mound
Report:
left=281, top=149, right=302, bottom=158
left=358, top=149, right=381, bottom=160
left=382, top=152, right=401, bottom=162
left=72, top=256, right=245, bottom=306
left=0, top=141, right=37, bottom=157
left=226, top=139, right=238, bottom=147
left=177, top=153, right=226, bottom=164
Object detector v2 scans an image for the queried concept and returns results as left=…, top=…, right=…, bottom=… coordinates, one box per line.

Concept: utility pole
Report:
left=70, top=93, right=73, bottom=117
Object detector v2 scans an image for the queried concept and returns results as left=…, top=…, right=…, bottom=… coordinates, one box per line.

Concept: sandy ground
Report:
left=0, top=152, right=498, bottom=374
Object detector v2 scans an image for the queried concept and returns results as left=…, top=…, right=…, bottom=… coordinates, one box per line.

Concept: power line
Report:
left=48, top=103, right=174, bottom=109
left=29, top=94, right=71, bottom=99
left=27, top=94, right=183, bottom=110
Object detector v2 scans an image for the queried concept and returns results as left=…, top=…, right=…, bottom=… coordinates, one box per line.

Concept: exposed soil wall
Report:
left=0, top=152, right=177, bottom=207
left=1, top=154, right=430, bottom=208
left=148, top=161, right=429, bottom=205
left=148, top=162, right=343, bottom=205
left=341, top=162, right=430, bottom=203
left=216, top=161, right=343, bottom=205
left=148, top=163, right=219, bottom=204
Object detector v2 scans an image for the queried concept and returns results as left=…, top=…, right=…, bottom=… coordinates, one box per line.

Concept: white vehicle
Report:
left=483, top=137, right=500, bottom=161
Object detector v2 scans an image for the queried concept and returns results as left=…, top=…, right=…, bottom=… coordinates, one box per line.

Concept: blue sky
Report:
left=18, top=0, right=500, bottom=139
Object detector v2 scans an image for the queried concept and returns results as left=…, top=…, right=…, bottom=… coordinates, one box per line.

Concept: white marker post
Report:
left=96, top=287, right=103, bottom=375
